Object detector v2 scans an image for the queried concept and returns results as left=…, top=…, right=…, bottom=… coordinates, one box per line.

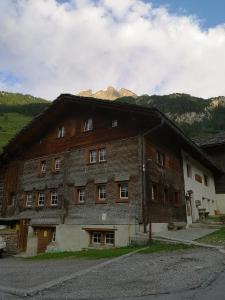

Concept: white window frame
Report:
left=58, top=126, right=65, bottom=138
left=98, top=185, right=106, bottom=201
left=105, top=232, right=114, bottom=245
left=119, top=183, right=128, bottom=199
left=54, top=158, right=61, bottom=172
left=89, top=150, right=97, bottom=163
left=26, top=193, right=33, bottom=207
left=78, top=188, right=85, bottom=204
left=112, top=120, right=118, bottom=128
left=92, top=232, right=101, bottom=244
left=99, top=148, right=106, bottom=162
left=40, top=160, right=46, bottom=174
left=84, top=118, right=93, bottom=132
left=50, top=191, right=58, bottom=206
left=38, top=192, right=45, bottom=207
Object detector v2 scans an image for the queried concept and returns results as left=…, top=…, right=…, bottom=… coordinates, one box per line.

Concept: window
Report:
left=186, top=164, right=192, bottom=178
left=8, top=193, right=15, bottom=206
left=92, top=232, right=101, bottom=244
left=26, top=193, right=33, bottom=207
left=195, top=174, right=202, bottom=183
left=84, top=118, right=93, bottom=132
left=157, top=151, right=165, bottom=167
left=98, top=185, right=106, bottom=202
left=40, top=160, right=46, bottom=174
left=163, top=188, right=168, bottom=206
left=77, top=188, right=85, bottom=204
left=58, top=126, right=65, bottom=138
left=38, top=192, right=45, bottom=207
left=54, top=158, right=61, bottom=172
left=105, top=232, right=114, bottom=245
left=119, top=183, right=128, bottom=199
left=174, top=191, right=179, bottom=207
left=152, top=183, right=158, bottom=201
left=51, top=191, right=58, bottom=206
left=90, top=231, right=115, bottom=246
left=89, top=150, right=97, bottom=163
left=204, top=175, right=208, bottom=186
left=99, top=148, right=106, bottom=162
left=112, top=120, right=118, bottom=128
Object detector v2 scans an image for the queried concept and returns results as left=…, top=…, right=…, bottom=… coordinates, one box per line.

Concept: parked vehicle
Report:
left=0, top=237, right=6, bottom=257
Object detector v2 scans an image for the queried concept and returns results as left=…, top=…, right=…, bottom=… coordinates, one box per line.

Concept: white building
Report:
left=182, top=152, right=217, bottom=224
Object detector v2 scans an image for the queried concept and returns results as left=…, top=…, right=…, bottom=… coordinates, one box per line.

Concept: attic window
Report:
left=112, top=120, right=118, bottom=127
left=58, top=126, right=65, bottom=138
left=84, top=118, right=93, bottom=132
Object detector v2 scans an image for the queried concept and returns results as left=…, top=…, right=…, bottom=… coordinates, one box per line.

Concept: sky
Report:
left=0, top=0, right=225, bottom=100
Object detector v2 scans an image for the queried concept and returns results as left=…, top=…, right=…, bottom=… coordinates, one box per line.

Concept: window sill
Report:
left=116, top=198, right=129, bottom=203
left=95, top=201, right=107, bottom=204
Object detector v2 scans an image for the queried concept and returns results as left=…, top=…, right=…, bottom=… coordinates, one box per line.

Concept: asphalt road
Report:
left=0, top=248, right=225, bottom=300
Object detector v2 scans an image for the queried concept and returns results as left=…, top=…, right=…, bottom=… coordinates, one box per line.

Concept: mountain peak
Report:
left=77, top=87, right=137, bottom=100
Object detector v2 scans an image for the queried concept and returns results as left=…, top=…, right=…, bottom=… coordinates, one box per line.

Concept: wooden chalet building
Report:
left=0, top=94, right=221, bottom=255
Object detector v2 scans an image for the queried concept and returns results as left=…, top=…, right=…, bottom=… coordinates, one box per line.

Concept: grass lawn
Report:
left=26, top=241, right=193, bottom=261
left=196, top=228, right=225, bottom=246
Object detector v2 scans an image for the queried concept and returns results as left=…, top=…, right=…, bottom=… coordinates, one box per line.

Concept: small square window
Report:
left=89, top=150, right=97, bottom=163
left=51, top=191, right=58, bottom=206
left=38, top=192, right=45, bottom=207
left=98, top=185, right=106, bottom=202
left=119, top=183, right=128, bottom=199
left=84, top=118, right=93, bottom=132
left=99, top=148, right=106, bottom=162
left=26, top=193, right=33, bottom=207
left=58, top=126, right=65, bottom=138
left=77, top=188, right=85, bottom=204
left=112, top=120, right=118, bottom=127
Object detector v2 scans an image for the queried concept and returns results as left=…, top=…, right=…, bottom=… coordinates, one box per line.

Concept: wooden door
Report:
left=18, top=219, right=29, bottom=252
left=36, top=227, right=54, bottom=254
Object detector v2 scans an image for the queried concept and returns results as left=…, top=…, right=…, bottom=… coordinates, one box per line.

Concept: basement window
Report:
left=90, top=231, right=115, bottom=246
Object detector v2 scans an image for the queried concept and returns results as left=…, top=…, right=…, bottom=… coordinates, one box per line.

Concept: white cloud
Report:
left=0, top=0, right=225, bottom=99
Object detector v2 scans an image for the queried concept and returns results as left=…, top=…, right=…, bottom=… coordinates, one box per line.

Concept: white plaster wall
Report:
left=151, top=223, right=168, bottom=233
left=216, top=194, right=225, bottom=213
left=182, top=152, right=217, bottom=223
left=50, top=224, right=137, bottom=252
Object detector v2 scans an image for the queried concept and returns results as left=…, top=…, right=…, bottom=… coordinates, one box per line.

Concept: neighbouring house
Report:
left=182, top=152, right=217, bottom=224
left=0, top=95, right=222, bottom=255
left=194, top=133, right=225, bottom=214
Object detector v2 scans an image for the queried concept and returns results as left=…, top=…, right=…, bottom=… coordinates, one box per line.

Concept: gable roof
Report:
left=0, top=94, right=223, bottom=175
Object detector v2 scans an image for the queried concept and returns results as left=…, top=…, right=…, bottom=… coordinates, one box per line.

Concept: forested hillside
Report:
left=0, top=91, right=49, bottom=151
left=117, top=93, right=225, bottom=137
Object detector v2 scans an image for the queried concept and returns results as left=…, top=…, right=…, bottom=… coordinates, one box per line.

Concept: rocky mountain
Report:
left=77, top=86, right=137, bottom=100
left=1, top=89, right=225, bottom=152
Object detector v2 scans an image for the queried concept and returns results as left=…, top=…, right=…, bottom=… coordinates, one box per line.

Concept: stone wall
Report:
left=0, top=230, right=18, bottom=254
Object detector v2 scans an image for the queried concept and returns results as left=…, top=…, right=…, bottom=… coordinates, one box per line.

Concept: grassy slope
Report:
left=26, top=241, right=193, bottom=260
left=196, top=228, right=225, bottom=246
left=0, top=91, right=49, bottom=151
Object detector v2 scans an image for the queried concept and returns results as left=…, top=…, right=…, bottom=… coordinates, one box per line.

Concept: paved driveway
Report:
left=1, top=247, right=224, bottom=299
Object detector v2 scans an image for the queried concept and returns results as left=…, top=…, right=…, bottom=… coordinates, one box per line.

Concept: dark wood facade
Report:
left=0, top=94, right=221, bottom=253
